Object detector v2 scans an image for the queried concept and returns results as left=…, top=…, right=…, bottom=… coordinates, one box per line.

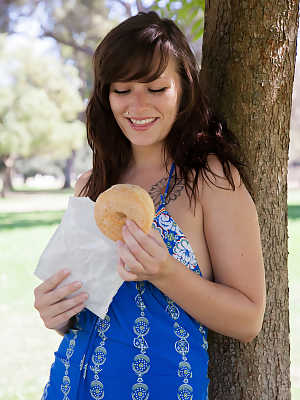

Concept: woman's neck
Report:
left=130, top=143, right=169, bottom=172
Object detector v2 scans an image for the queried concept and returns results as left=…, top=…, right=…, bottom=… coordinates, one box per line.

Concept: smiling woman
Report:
left=109, top=58, right=181, bottom=145
left=34, top=10, right=266, bottom=400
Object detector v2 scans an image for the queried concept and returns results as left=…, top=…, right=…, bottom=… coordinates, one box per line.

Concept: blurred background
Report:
left=0, top=1, right=299, bottom=399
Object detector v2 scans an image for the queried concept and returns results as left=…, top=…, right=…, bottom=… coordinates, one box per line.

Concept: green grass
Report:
left=0, top=210, right=64, bottom=306
left=0, top=193, right=68, bottom=400
left=0, top=189, right=300, bottom=399
left=287, top=198, right=300, bottom=399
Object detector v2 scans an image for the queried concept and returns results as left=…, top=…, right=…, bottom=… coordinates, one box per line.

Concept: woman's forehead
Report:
left=114, top=55, right=177, bottom=83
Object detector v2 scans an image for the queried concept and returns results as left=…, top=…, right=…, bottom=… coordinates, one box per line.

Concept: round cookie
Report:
left=94, top=184, right=155, bottom=241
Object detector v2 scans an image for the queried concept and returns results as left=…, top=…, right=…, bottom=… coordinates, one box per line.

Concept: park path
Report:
left=0, top=191, right=71, bottom=213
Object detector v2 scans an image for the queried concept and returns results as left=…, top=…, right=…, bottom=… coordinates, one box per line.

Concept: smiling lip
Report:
left=127, top=117, right=159, bottom=131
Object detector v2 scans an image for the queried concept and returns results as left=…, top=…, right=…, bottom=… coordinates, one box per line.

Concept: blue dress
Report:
left=42, top=163, right=209, bottom=400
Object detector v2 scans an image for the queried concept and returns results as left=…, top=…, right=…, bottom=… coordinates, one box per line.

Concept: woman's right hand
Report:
left=34, top=269, right=89, bottom=334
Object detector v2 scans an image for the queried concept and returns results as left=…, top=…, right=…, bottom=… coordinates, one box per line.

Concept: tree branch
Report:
left=112, top=0, right=132, bottom=18
left=12, top=0, right=43, bottom=19
left=39, top=25, right=94, bottom=56
left=136, top=0, right=149, bottom=12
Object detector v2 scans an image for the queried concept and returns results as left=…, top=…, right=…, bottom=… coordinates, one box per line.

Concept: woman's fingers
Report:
left=117, top=240, right=144, bottom=273
left=43, top=280, right=83, bottom=308
left=43, top=293, right=88, bottom=329
left=121, top=221, right=168, bottom=274
left=35, top=269, right=70, bottom=295
left=45, top=292, right=89, bottom=319
left=150, top=226, right=166, bottom=247
left=124, top=220, right=161, bottom=256
left=34, top=269, right=89, bottom=331
left=35, top=273, right=83, bottom=310
left=117, top=257, right=138, bottom=281
left=46, top=302, right=86, bottom=330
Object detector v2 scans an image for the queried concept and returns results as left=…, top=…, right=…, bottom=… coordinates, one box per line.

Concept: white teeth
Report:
left=130, top=118, right=156, bottom=125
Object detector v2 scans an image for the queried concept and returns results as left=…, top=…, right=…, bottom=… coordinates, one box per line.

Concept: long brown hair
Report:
left=82, top=11, right=250, bottom=207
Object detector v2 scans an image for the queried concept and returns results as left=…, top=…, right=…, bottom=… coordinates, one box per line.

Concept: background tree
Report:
left=0, top=0, right=205, bottom=85
left=110, top=0, right=205, bottom=59
left=0, top=1, right=115, bottom=98
left=0, top=34, right=85, bottom=197
left=199, top=1, right=299, bottom=398
left=0, top=0, right=115, bottom=187
left=0, top=0, right=206, bottom=186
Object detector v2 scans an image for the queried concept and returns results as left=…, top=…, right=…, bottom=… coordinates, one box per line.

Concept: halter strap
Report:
left=160, top=162, right=175, bottom=205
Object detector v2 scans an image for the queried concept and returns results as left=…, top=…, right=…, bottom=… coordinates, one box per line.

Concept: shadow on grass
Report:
left=0, top=210, right=64, bottom=230
left=1, top=203, right=299, bottom=230
left=288, top=205, right=300, bottom=220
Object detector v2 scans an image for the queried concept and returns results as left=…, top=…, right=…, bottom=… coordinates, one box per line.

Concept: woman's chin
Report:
left=125, top=134, right=161, bottom=147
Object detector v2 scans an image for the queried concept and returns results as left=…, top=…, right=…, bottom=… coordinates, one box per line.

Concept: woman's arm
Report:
left=74, top=170, right=92, bottom=197
left=150, top=158, right=266, bottom=343
left=118, top=158, right=266, bottom=343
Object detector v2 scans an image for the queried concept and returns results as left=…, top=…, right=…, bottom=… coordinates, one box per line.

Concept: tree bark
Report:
left=200, top=1, right=299, bottom=399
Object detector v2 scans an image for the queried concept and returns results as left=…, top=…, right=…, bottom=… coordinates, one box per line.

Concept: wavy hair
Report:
left=82, top=11, right=250, bottom=207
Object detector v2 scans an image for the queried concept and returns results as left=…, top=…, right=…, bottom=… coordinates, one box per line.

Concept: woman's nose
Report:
left=129, top=90, right=150, bottom=111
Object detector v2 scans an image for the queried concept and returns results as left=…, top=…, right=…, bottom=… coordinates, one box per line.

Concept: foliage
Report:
left=0, top=33, right=85, bottom=159
left=41, top=0, right=116, bottom=97
left=1, top=0, right=204, bottom=85
left=15, top=156, right=64, bottom=180
left=153, top=0, right=205, bottom=41
left=14, top=145, right=92, bottom=181
left=0, top=0, right=117, bottom=98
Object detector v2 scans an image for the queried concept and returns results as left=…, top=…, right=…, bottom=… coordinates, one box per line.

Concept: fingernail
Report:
left=62, top=269, right=70, bottom=275
left=74, top=281, right=82, bottom=288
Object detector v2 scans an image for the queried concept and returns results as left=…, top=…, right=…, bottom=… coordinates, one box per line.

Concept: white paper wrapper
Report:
left=34, top=196, right=124, bottom=319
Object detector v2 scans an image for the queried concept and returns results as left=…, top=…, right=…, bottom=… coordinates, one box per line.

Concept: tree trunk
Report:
left=200, top=1, right=299, bottom=399
left=63, top=149, right=76, bottom=189
left=0, top=0, right=10, bottom=33
left=1, top=155, right=15, bottom=198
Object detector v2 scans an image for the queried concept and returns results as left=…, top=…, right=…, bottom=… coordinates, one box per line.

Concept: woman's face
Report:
left=109, top=57, right=182, bottom=148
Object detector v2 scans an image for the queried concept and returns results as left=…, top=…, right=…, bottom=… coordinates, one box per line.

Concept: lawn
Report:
left=288, top=189, right=300, bottom=399
left=0, top=188, right=299, bottom=399
left=0, top=207, right=66, bottom=400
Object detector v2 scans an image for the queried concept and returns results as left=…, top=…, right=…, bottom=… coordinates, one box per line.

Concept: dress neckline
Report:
left=155, top=163, right=203, bottom=278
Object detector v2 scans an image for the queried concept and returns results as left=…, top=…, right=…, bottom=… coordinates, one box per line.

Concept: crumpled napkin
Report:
left=34, top=196, right=123, bottom=319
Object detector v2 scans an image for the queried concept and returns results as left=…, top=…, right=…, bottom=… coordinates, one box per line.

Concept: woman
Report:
left=34, top=11, right=266, bottom=400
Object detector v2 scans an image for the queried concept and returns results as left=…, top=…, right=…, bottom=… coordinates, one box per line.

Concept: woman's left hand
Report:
left=116, top=219, right=170, bottom=282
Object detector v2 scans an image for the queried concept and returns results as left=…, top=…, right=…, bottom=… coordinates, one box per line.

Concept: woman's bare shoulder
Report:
left=74, top=170, right=92, bottom=197
left=188, top=154, right=242, bottom=205
left=203, top=154, right=242, bottom=190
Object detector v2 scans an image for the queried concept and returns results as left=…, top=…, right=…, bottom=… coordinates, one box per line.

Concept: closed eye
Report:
left=149, top=87, right=167, bottom=93
left=114, top=89, right=130, bottom=94
left=113, top=87, right=167, bottom=95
